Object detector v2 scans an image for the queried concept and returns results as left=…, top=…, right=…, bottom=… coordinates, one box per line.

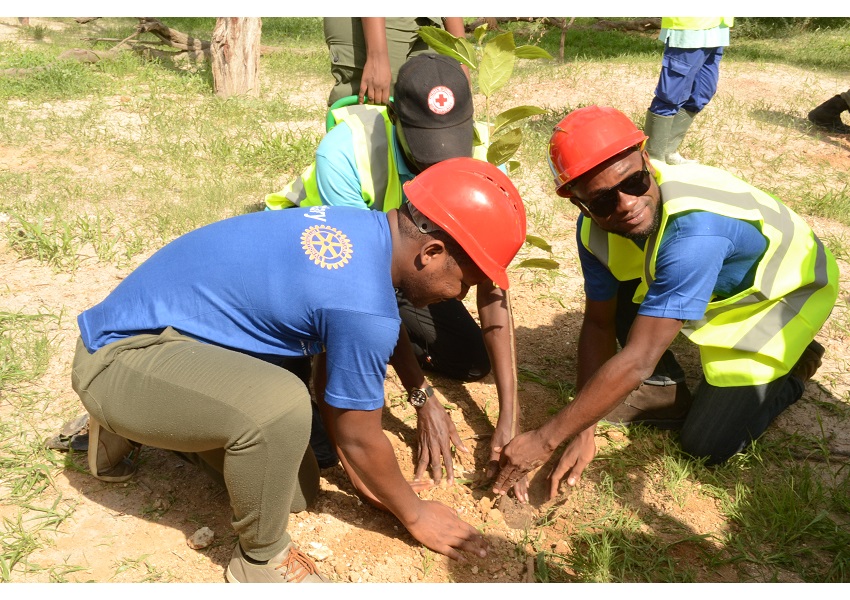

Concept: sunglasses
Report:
left=573, top=160, right=652, bottom=218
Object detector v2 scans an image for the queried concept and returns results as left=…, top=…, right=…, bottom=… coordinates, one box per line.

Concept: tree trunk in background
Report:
left=211, top=17, right=261, bottom=98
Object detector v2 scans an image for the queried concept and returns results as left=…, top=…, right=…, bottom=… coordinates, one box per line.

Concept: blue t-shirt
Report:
left=314, top=120, right=414, bottom=210
left=78, top=206, right=401, bottom=411
left=578, top=211, right=767, bottom=321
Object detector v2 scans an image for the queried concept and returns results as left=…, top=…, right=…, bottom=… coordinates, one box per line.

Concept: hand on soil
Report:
left=414, top=390, right=470, bottom=485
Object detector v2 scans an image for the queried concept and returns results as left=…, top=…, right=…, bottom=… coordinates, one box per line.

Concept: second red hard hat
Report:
left=548, top=106, right=647, bottom=198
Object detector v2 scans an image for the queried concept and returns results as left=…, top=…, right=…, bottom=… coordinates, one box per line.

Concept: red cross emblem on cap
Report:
left=428, top=86, right=455, bottom=115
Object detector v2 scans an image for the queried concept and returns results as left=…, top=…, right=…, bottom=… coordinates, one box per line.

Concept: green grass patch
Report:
left=0, top=312, right=56, bottom=388
left=730, top=25, right=850, bottom=72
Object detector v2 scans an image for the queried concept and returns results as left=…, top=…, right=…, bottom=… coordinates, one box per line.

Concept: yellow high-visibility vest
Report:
left=265, top=104, right=490, bottom=213
left=661, top=17, right=734, bottom=30
left=579, top=161, right=837, bottom=386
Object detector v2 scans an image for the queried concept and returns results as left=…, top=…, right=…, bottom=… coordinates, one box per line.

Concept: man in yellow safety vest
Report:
left=493, top=105, right=838, bottom=500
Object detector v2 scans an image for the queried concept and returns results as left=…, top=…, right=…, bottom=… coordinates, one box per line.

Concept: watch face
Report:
left=408, top=389, right=428, bottom=408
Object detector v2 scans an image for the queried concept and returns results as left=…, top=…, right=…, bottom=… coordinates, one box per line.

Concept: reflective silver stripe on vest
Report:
left=285, top=105, right=393, bottom=209
left=342, top=105, right=391, bottom=212
left=738, top=235, right=830, bottom=353
left=285, top=176, right=308, bottom=205
left=654, top=181, right=795, bottom=299
left=655, top=181, right=830, bottom=354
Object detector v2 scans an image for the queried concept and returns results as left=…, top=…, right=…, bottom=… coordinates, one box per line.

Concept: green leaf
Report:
left=479, top=32, right=516, bottom=97
left=417, top=26, right=457, bottom=54
left=525, top=235, right=553, bottom=253
left=516, top=258, right=560, bottom=270
left=486, top=127, right=522, bottom=166
left=493, top=105, right=547, bottom=136
left=473, top=23, right=488, bottom=44
left=417, top=26, right=477, bottom=69
left=506, top=160, right=521, bottom=174
left=456, top=37, right=478, bottom=69
left=514, top=45, right=554, bottom=60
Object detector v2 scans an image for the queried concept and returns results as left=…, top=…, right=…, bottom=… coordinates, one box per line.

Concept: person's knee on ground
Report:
left=606, top=280, right=692, bottom=427
left=678, top=371, right=808, bottom=466
left=678, top=424, right=746, bottom=466
left=603, top=348, right=692, bottom=429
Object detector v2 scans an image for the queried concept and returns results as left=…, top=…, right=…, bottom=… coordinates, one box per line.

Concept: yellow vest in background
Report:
left=661, top=17, right=734, bottom=30
left=579, top=161, right=837, bottom=387
left=265, top=104, right=490, bottom=213
left=265, top=104, right=399, bottom=211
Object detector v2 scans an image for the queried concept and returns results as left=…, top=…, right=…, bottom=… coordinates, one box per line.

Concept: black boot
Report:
left=808, top=95, right=850, bottom=134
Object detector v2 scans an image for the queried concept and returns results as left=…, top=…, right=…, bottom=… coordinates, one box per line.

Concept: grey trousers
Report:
left=71, top=327, right=319, bottom=561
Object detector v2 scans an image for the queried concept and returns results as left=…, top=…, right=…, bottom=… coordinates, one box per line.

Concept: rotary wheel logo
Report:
left=301, top=225, right=353, bottom=269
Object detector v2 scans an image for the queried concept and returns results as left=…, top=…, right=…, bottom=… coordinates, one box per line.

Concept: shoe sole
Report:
left=225, top=566, right=239, bottom=583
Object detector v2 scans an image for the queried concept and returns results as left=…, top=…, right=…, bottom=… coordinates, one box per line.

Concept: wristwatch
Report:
left=407, top=384, right=434, bottom=409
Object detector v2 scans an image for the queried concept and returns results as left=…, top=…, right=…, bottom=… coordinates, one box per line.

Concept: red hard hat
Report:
left=403, top=157, right=527, bottom=290
left=548, top=106, right=647, bottom=198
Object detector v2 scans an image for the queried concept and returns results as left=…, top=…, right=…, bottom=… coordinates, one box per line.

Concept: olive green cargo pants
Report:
left=71, top=327, right=319, bottom=562
left=323, top=17, right=443, bottom=106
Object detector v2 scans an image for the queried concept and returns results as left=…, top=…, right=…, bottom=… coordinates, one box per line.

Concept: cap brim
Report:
left=402, top=120, right=474, bottom=166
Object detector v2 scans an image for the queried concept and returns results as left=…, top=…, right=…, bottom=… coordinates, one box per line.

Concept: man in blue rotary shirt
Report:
left=71, top=158, right=527, bottom=583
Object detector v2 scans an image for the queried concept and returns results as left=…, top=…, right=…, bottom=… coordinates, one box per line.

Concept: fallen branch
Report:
left=136, top=17, right=210, bottom=54
left=592, top=18, right=661, bottom=32
left=6, top=16, right=285, bottom=74
left=83, top=35, right=282, bottom=57
left=59, top=48, right=115, bottom=63
left=133, top=18, right=281, bottom=58
left=2, top=66, right=46, bottom=76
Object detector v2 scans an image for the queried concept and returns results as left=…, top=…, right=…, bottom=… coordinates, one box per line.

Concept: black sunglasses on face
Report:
left=575, top=162, right=652, bottom=218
